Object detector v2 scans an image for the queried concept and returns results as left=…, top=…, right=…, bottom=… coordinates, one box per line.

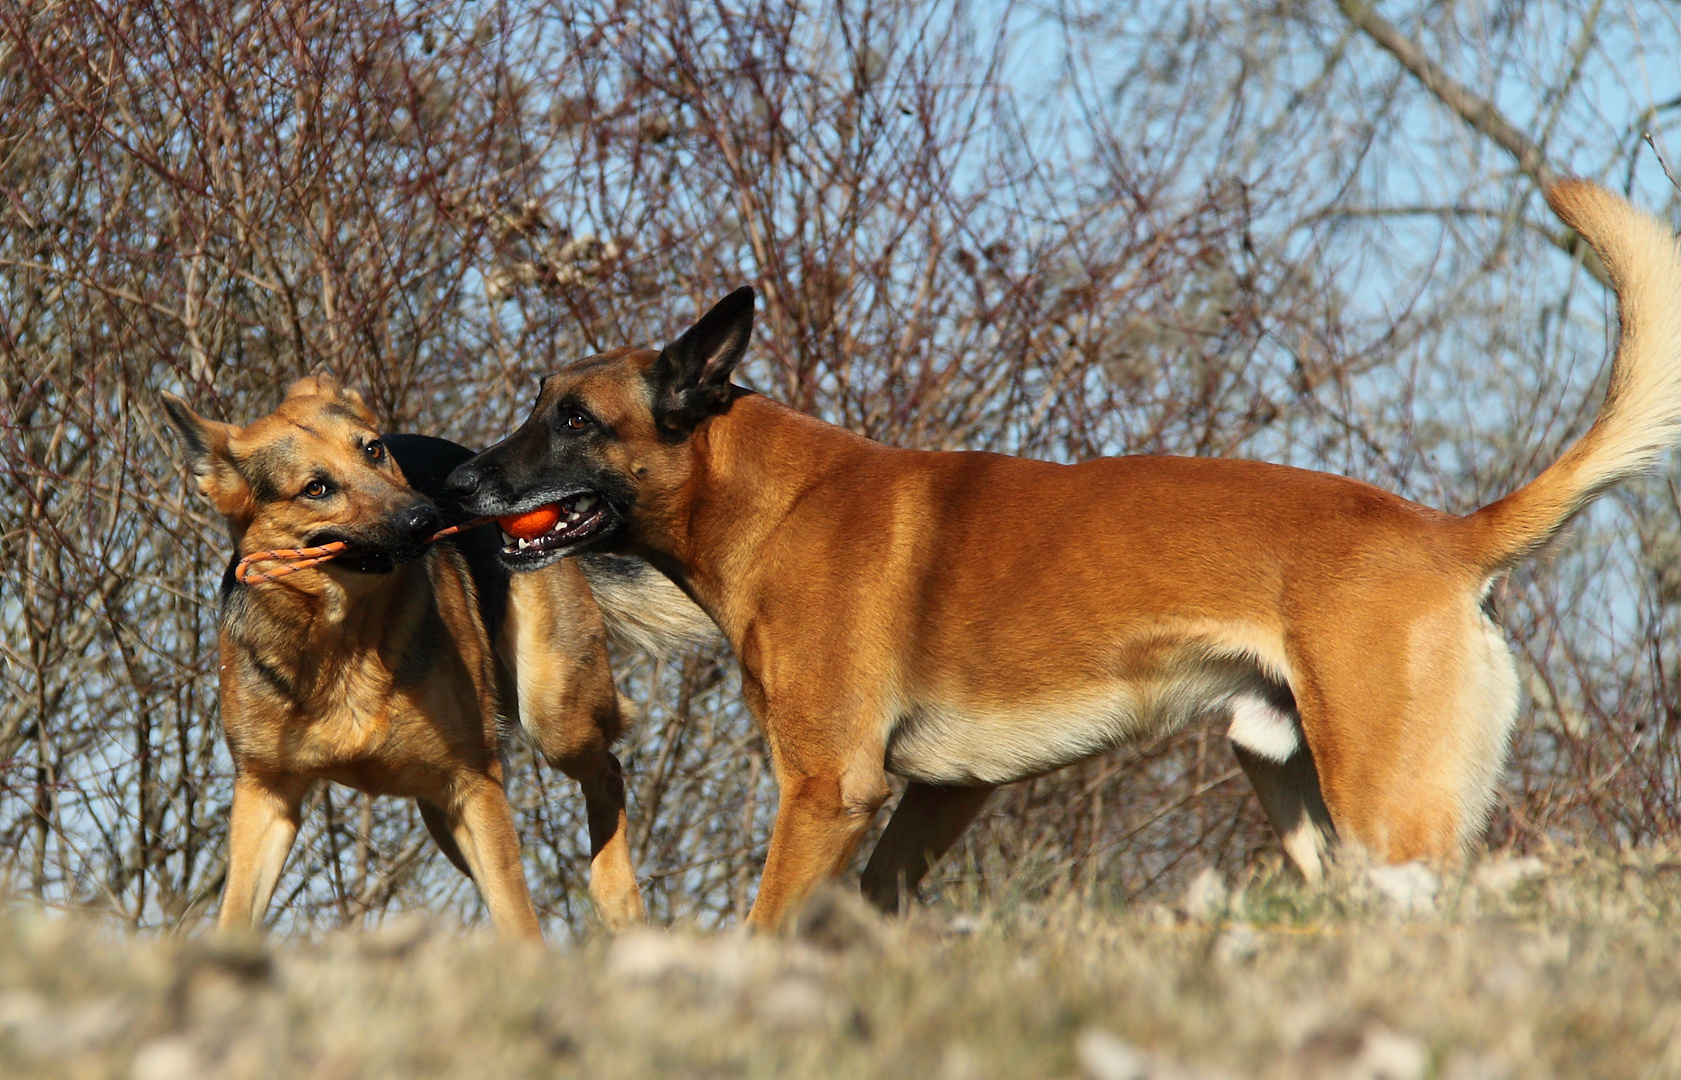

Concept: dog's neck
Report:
left=637, top=393, right=876, bottom=642
left=220, top=560, right=423, bottom=708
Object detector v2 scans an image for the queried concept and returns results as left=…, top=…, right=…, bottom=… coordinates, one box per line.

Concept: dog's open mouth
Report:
left=498, top=493, right=609, bottom=559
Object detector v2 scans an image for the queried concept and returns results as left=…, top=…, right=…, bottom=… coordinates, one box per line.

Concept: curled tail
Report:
left=1461, top=180, right=1681, bottom=571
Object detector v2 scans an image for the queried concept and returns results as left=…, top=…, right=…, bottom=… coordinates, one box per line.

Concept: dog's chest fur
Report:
left=218, top=562, right=494, bottom=792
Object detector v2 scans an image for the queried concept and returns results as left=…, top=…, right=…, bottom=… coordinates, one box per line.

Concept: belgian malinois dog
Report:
left=164, top=375, right=710, bottom=937
left=445, top=181, right=1681, bottom=929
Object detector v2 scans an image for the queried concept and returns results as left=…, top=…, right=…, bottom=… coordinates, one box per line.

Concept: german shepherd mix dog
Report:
left=163, top=376, right=710, bottom=937
left=447, top=181, right=1681, bottom=929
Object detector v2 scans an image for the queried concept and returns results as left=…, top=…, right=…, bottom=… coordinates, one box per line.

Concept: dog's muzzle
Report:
left=307, top=503, right=443, bottom=574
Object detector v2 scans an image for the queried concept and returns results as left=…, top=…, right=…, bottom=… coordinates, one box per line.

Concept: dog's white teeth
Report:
left=576, top=494, right=597, bottom=512
left=517, top=537, right=530, bottom=549
left=501, top=531, right=515, bottom=545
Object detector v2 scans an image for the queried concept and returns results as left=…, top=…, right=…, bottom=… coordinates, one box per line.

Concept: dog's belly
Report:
left=884, top=660, right=1291, bottom=786
left=885, top=696, right=1143, bottom=785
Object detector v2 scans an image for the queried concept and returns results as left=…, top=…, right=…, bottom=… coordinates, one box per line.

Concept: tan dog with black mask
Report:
left=447, top=181, right=1681, bottom=928
left=165, top=375, right=708, bottom=936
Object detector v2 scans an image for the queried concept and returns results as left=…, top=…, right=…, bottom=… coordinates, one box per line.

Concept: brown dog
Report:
left=163, top=376, right=709, bottom=936
left=445, top=181, right=1681, bottom=928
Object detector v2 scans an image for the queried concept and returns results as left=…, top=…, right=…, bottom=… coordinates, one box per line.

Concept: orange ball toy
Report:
left=498, top=504, right=562, bottom=539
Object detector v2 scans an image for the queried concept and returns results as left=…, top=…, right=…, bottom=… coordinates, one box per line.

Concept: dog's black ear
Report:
left=161, top=393, right=250, bottom=514
left=648, top=287, right=754, bottom=437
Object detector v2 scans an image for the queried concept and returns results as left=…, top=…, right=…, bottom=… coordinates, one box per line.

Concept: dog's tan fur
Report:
left=450, top=181, right=1681, bottom=929
left=164, top=376, right=654, bottom=937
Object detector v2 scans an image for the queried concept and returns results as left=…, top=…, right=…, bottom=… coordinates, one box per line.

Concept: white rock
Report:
left=939, top=1041, right=981, bottom=1080
left=752, top=973, right=830, bottom=1030
left=1179, top=866, right=1230, bottom=922
left=0, top=990, right=47, bottom=1033
left=1076, top=1029, right=1151, bottom=1080
left=1366, top=862, right=1439, bottom=914
left=1213, top=922, right=1262, bottom=965
left=1350, top=1026, right=1429, bottom=1080
left=1075, top=1028, right=1233, bottom=1080
left=3, top=994, right=129, bottom=1056
left=1473, top=856, right=1545, bottom=896
left=605, top=928, right=820, bottom=995
left=604, top=928, right=698, bottom=984
left=130, top=1037, right=205, bottom=1080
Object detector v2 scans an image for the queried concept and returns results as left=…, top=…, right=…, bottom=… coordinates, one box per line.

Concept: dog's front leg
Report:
left=446, top=775, right=544, bottom=941
left=219, top=773, right=309, bottom=933
left=747, top=763, right=890, bottom=931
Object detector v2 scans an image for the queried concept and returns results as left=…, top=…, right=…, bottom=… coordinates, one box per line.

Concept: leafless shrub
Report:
left=1, top=0, right=1677, bottom=935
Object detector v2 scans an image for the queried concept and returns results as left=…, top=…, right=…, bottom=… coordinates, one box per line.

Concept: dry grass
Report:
left=3, top=847, right=1680, bottom=1080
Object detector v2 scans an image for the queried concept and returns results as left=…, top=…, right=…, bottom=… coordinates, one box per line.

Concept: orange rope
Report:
left=234, top=517, right=494, bottom=585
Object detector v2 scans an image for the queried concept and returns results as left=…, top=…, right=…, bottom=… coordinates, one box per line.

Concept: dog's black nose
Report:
left=446, top=462, right=481, bottom=497
left=400, top=503, right=442, bottom=542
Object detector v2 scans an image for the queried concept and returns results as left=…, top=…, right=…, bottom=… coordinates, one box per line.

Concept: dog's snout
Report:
left=446, top=462, right=481, bottom=497
left=400, top=503, right=442, bottom=542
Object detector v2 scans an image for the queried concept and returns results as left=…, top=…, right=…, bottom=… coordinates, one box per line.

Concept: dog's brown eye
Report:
left=302, top=479, right=330, bottom=499
left=565, top=412, right=589, bottom=431
left=364, top=440, right=384, bottom=462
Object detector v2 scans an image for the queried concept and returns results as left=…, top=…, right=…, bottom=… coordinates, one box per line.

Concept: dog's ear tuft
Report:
left=284, top=369, right=343, bottom=401
left=333, top=385, right=377, bottom=425
left=284, top=370, right=378, bottom=425
left=160, top=393, right=250, bottom=515
left=648, top=287, right=754, bottom=437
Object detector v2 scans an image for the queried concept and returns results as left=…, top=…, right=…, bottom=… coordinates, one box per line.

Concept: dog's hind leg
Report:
left=1223, top=691, right=1337, bottom=881
left=219, top=773, right=310, bottom=933
left=499, top=566, right=646, bottom=929
left=443, top=774, right=543, bottom=940
left=1288, top=597, right=1519, bottom=864
left=419, top=800, right=474, bottom=880
left=1231, top=744, right=1336, bottom=883
left=553, top=748, right=646, bottom=931
left=860, top=782, right=995, bottom=914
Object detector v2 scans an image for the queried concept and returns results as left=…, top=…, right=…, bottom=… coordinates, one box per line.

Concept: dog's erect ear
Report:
left=160, top=393, right=250, bottom=515
left=284, top=370, right=378, bottom=426
left=160, top=393, right=232, bottom=478
left=648, top=287, right=755, bottom=437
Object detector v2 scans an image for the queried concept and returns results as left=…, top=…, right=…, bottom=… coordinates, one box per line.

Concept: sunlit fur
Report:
left=578, top=554, right=722, bottom=656
left=453, top=181, right=1681, bottom=929
left=163, top=376, right=648, bottom=937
